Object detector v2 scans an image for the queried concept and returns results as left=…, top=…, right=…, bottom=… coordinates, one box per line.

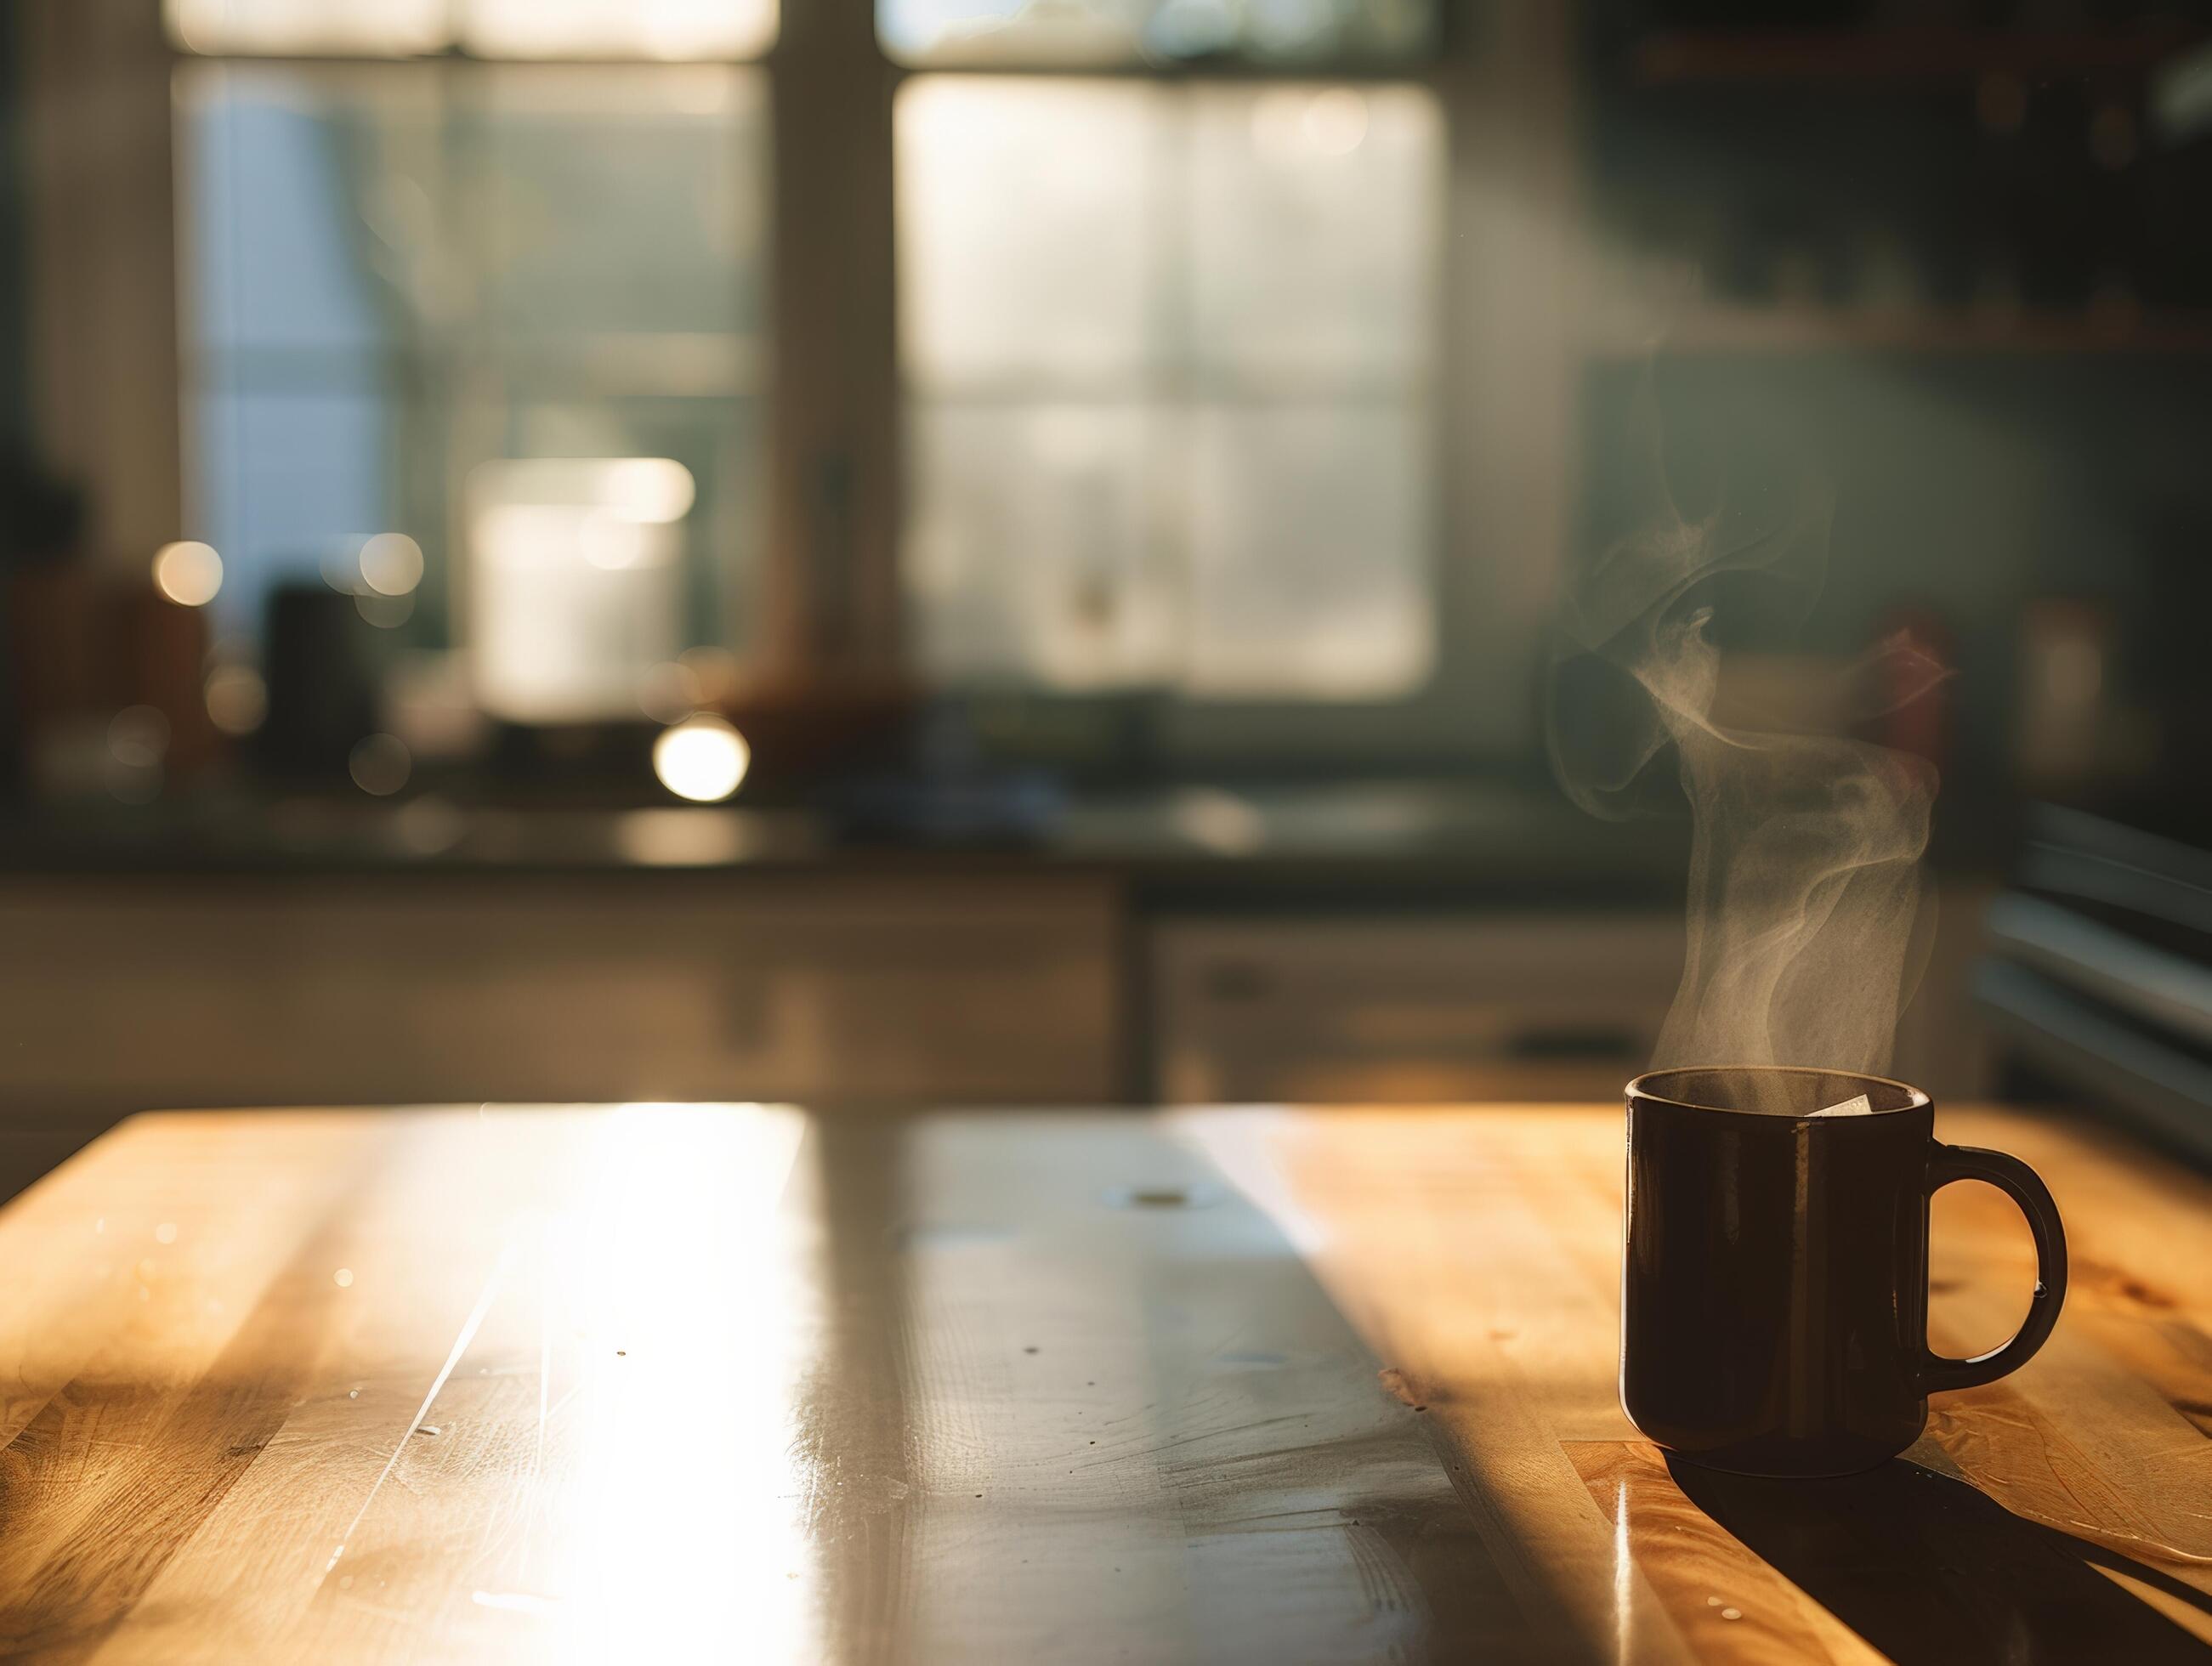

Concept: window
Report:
left=897, top=76, right=1443, bottom=697
left=173, top=8, right=771, bottom=722
left=168, top=0, right=778, bottom=60
left=879, top=0, right=1436, bottom=69
left=165, top=0, right=1457, bottom=730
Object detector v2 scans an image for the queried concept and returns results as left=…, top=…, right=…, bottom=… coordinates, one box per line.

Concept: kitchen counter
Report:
left=0, top=778, right=2015, bottom=1114
left=0, top=1101, right=2203, bottom=1661
left=0, top=774, right=2022, bottom=896
left=0, top=783, right=1695, bottom=1114
left=0, top=778, right=1693, bottom=910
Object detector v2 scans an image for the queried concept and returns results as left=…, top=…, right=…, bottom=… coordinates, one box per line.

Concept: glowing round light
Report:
left=349, top=734, right=412, bottom=796
left=360, top=532, right=425, bottom=596
left=152, top=541, right=223, bottom=607
left=652, top=715, right=749, bottom=803
left=205, top=665, right=268, bottom=736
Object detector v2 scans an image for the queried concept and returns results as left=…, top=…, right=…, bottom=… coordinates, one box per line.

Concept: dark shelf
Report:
left=1585, top=302, right=2212, bottom=357
left=1629, top=26, right=2206, bottom=86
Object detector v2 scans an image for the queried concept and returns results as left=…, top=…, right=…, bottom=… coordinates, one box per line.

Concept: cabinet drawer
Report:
left=1154, top=913, right=1682, bottom=1103
left=0, top=872, right=1122, bottom=1108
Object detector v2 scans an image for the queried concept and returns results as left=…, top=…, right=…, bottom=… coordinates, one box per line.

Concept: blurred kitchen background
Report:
left=2, top=0, right=2208, bottom=1182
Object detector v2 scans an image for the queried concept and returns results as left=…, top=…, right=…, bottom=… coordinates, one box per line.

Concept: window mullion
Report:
left=763, top=1, right=903, bottom=682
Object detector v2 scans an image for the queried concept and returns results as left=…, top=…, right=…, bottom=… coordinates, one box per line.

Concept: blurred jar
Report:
left=8, top=564, right=220, bottom=802
left=2015, top=598, right=2111, bottom=793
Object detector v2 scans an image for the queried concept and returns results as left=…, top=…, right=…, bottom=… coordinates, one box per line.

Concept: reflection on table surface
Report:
left=0, top=1102, right=2202, bottom=1662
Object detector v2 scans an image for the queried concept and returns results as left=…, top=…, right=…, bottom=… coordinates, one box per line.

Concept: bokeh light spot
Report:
left=360, top=532, right=426, bottom=596
left=349, top=734, right=413, bottom=796
left=205, top=665, right=268, bottom=736
left=152, top=541, right=224, bottom=607
left=653, top=715, right=750, bottom=802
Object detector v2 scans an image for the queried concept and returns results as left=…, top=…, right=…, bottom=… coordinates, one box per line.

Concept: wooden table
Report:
left=0, top=1103, right=2206, bottom=1663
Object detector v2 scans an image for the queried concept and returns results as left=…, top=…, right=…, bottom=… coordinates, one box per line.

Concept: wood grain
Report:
left=0, top=1102, right=2198, bottom=1663
left=1183, top=1104, right=2212, bottom=1666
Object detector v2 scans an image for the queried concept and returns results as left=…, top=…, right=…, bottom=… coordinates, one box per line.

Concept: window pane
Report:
left=898, top=80, right=1161, bottom=388
left=907, top=403, right=1178, bottom=688
left=178, top=64, right=770, bottom=700
left=1185, top=402, right=1432, bottom=698
left=476, top=71, right=767, bottom=343
left=193, top=386, right=395, bottom=632
left=169, top=0, right=448, bottom=57
left=182, top=67, right=436, bottom=634
left=897, top=76, right=1442, bottom=700
left=168, top=0, right=778, bottom=59
left=186, top=70, right=415, bottom=360
left=462, top=0, right=777, bottom=63
left=880, top=0, right=1436, bottom=68
left=1191, top=86, right=1441, bottom=383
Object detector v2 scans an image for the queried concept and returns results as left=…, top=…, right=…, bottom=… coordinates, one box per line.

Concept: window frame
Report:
left=171, top=53, right=774, bottom=663
left=136, top=0, right=1575, bottom=774
left=815, top=1, right=1572, bottom=772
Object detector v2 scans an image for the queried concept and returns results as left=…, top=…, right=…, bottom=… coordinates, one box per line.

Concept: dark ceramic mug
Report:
left=1620, top=1066, right=2067, bottom=1477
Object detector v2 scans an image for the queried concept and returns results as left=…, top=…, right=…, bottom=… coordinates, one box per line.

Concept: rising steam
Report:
left=1550, top=388, right=1943, bottom=1080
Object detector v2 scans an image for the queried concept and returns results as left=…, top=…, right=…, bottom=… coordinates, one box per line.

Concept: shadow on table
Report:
left=1666, top=1453, right=2212, bottom=1664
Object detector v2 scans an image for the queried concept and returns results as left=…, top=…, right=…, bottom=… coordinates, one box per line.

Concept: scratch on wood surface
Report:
left=319, top=1244, right=513, bottom=1584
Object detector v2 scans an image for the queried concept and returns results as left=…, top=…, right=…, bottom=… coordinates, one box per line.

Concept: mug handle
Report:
left=1921, top=1142, right=2068, bottom=1394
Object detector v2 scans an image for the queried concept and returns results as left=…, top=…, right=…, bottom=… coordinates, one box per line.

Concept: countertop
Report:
left=0, top=1101, right=2203, bottom=1661
left=0, top=778, right=1694, bottom=906
left=0, top=774, right=2033, bottom=907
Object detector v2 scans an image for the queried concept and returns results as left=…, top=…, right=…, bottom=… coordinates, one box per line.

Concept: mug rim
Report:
left=1625, top=1063, right=1931, bottom=1118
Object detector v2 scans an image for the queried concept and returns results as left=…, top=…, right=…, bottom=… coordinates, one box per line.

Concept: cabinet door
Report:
left=1153, top=913, right=1682, bottom=1104
left=0, top=872, right=1123, bottom=1109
